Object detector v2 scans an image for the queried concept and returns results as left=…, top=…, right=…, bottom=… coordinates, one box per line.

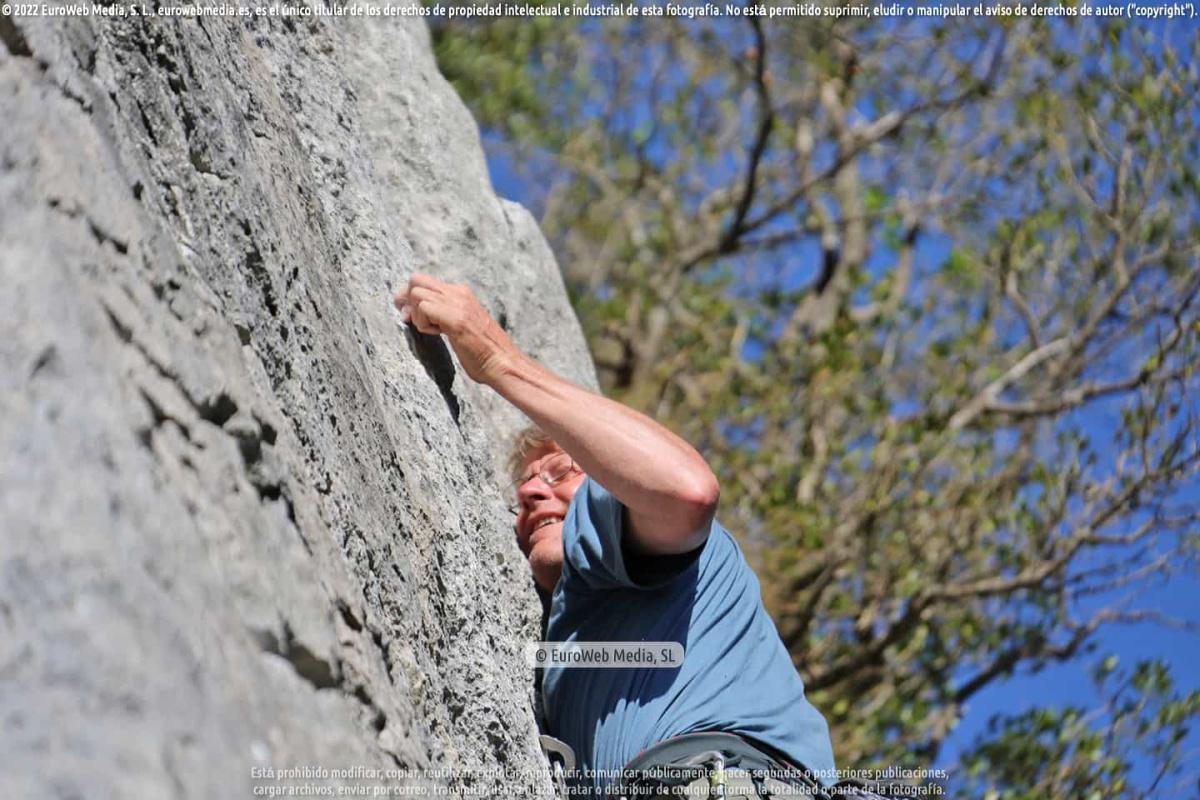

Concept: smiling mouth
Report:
left=532, top=516, right=563, bottom=532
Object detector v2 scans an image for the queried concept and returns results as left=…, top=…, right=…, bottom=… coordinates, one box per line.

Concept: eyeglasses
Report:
left=508, top=452, right=579, bottom=514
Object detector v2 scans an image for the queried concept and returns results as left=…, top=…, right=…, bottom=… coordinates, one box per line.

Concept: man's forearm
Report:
left=489, top=353, right=718, bottom=554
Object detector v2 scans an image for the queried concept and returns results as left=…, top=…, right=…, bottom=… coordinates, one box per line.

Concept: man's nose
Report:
left=517, top=476, right=553, bottom=509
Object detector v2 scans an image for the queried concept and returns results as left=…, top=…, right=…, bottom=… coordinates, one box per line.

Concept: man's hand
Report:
left=394, top=274, right=520, bottom=386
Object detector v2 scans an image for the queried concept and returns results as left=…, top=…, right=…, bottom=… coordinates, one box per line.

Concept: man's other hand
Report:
left=393, top=273, right=519, bottom=386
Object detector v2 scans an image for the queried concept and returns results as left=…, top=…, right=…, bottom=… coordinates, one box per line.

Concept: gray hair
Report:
left=507, top=425, right=557, bottom=481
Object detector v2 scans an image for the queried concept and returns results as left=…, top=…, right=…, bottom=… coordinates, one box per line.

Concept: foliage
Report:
left=962, top=657, right=1200, bottom=798
left=433, top=11, right=1200, bottom=796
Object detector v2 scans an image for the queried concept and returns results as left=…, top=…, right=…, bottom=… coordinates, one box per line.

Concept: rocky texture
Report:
left=0, top=10, right=595, bottom=799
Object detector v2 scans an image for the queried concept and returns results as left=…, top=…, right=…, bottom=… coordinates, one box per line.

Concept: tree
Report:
left=961, top=658, right=1200, bottom=798
left=432, top=10, right=1200, bottom=795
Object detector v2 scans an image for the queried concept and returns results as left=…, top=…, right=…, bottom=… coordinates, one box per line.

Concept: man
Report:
left=394, top=274, right=839, bottom=798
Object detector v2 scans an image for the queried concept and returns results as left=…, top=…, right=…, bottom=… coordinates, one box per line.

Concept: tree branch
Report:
left=718, top=13, right=775, bottom=254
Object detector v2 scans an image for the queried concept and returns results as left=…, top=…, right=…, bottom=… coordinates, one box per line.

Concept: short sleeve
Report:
left=560, top=478, right=703, bottom=592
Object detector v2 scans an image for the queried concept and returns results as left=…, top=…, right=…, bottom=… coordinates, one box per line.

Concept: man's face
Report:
left=513, top=447, right=586, bottom=591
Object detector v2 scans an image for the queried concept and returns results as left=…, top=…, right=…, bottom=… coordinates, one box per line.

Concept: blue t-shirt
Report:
left=542, top=478, right=837, bottom=794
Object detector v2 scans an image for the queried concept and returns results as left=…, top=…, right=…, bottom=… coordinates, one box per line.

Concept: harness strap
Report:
left=617, top=732, right=826, bottom=799
left=545, top=730, right=903, bottom=799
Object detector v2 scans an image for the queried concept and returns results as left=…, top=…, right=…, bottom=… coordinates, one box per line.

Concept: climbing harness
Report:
left=615, top=732, right=823, bottom=799
left=614, top=732, right=902, bottom=799
left=537, top=730, right=902, bottom=799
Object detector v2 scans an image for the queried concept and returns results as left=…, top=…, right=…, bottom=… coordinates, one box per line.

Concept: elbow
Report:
left=678, top=469, right=720, bottom=536
left=683, top=470, right=721, bottom=516
left=630, top=470, right=720, bottom=555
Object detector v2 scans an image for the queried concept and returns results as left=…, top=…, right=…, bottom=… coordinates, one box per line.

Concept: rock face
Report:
left=0, top=12, right=595, bottom=798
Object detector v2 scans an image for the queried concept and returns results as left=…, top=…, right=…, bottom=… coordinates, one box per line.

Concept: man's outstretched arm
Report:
left=394, top=273, right=718, bottom=554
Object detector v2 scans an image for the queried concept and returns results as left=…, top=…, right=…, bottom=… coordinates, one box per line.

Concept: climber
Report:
left=393, top=274, right=891, bottom=800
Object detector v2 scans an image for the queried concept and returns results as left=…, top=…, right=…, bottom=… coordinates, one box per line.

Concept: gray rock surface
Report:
left=0, top=10, right=596, bottom=798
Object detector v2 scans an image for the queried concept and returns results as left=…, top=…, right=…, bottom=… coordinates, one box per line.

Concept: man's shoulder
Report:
left=562, top=479, right=751, bottom=592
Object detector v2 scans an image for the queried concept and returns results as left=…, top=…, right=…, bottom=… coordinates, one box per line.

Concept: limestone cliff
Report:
left=0, top=11, right=594, bottom=798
